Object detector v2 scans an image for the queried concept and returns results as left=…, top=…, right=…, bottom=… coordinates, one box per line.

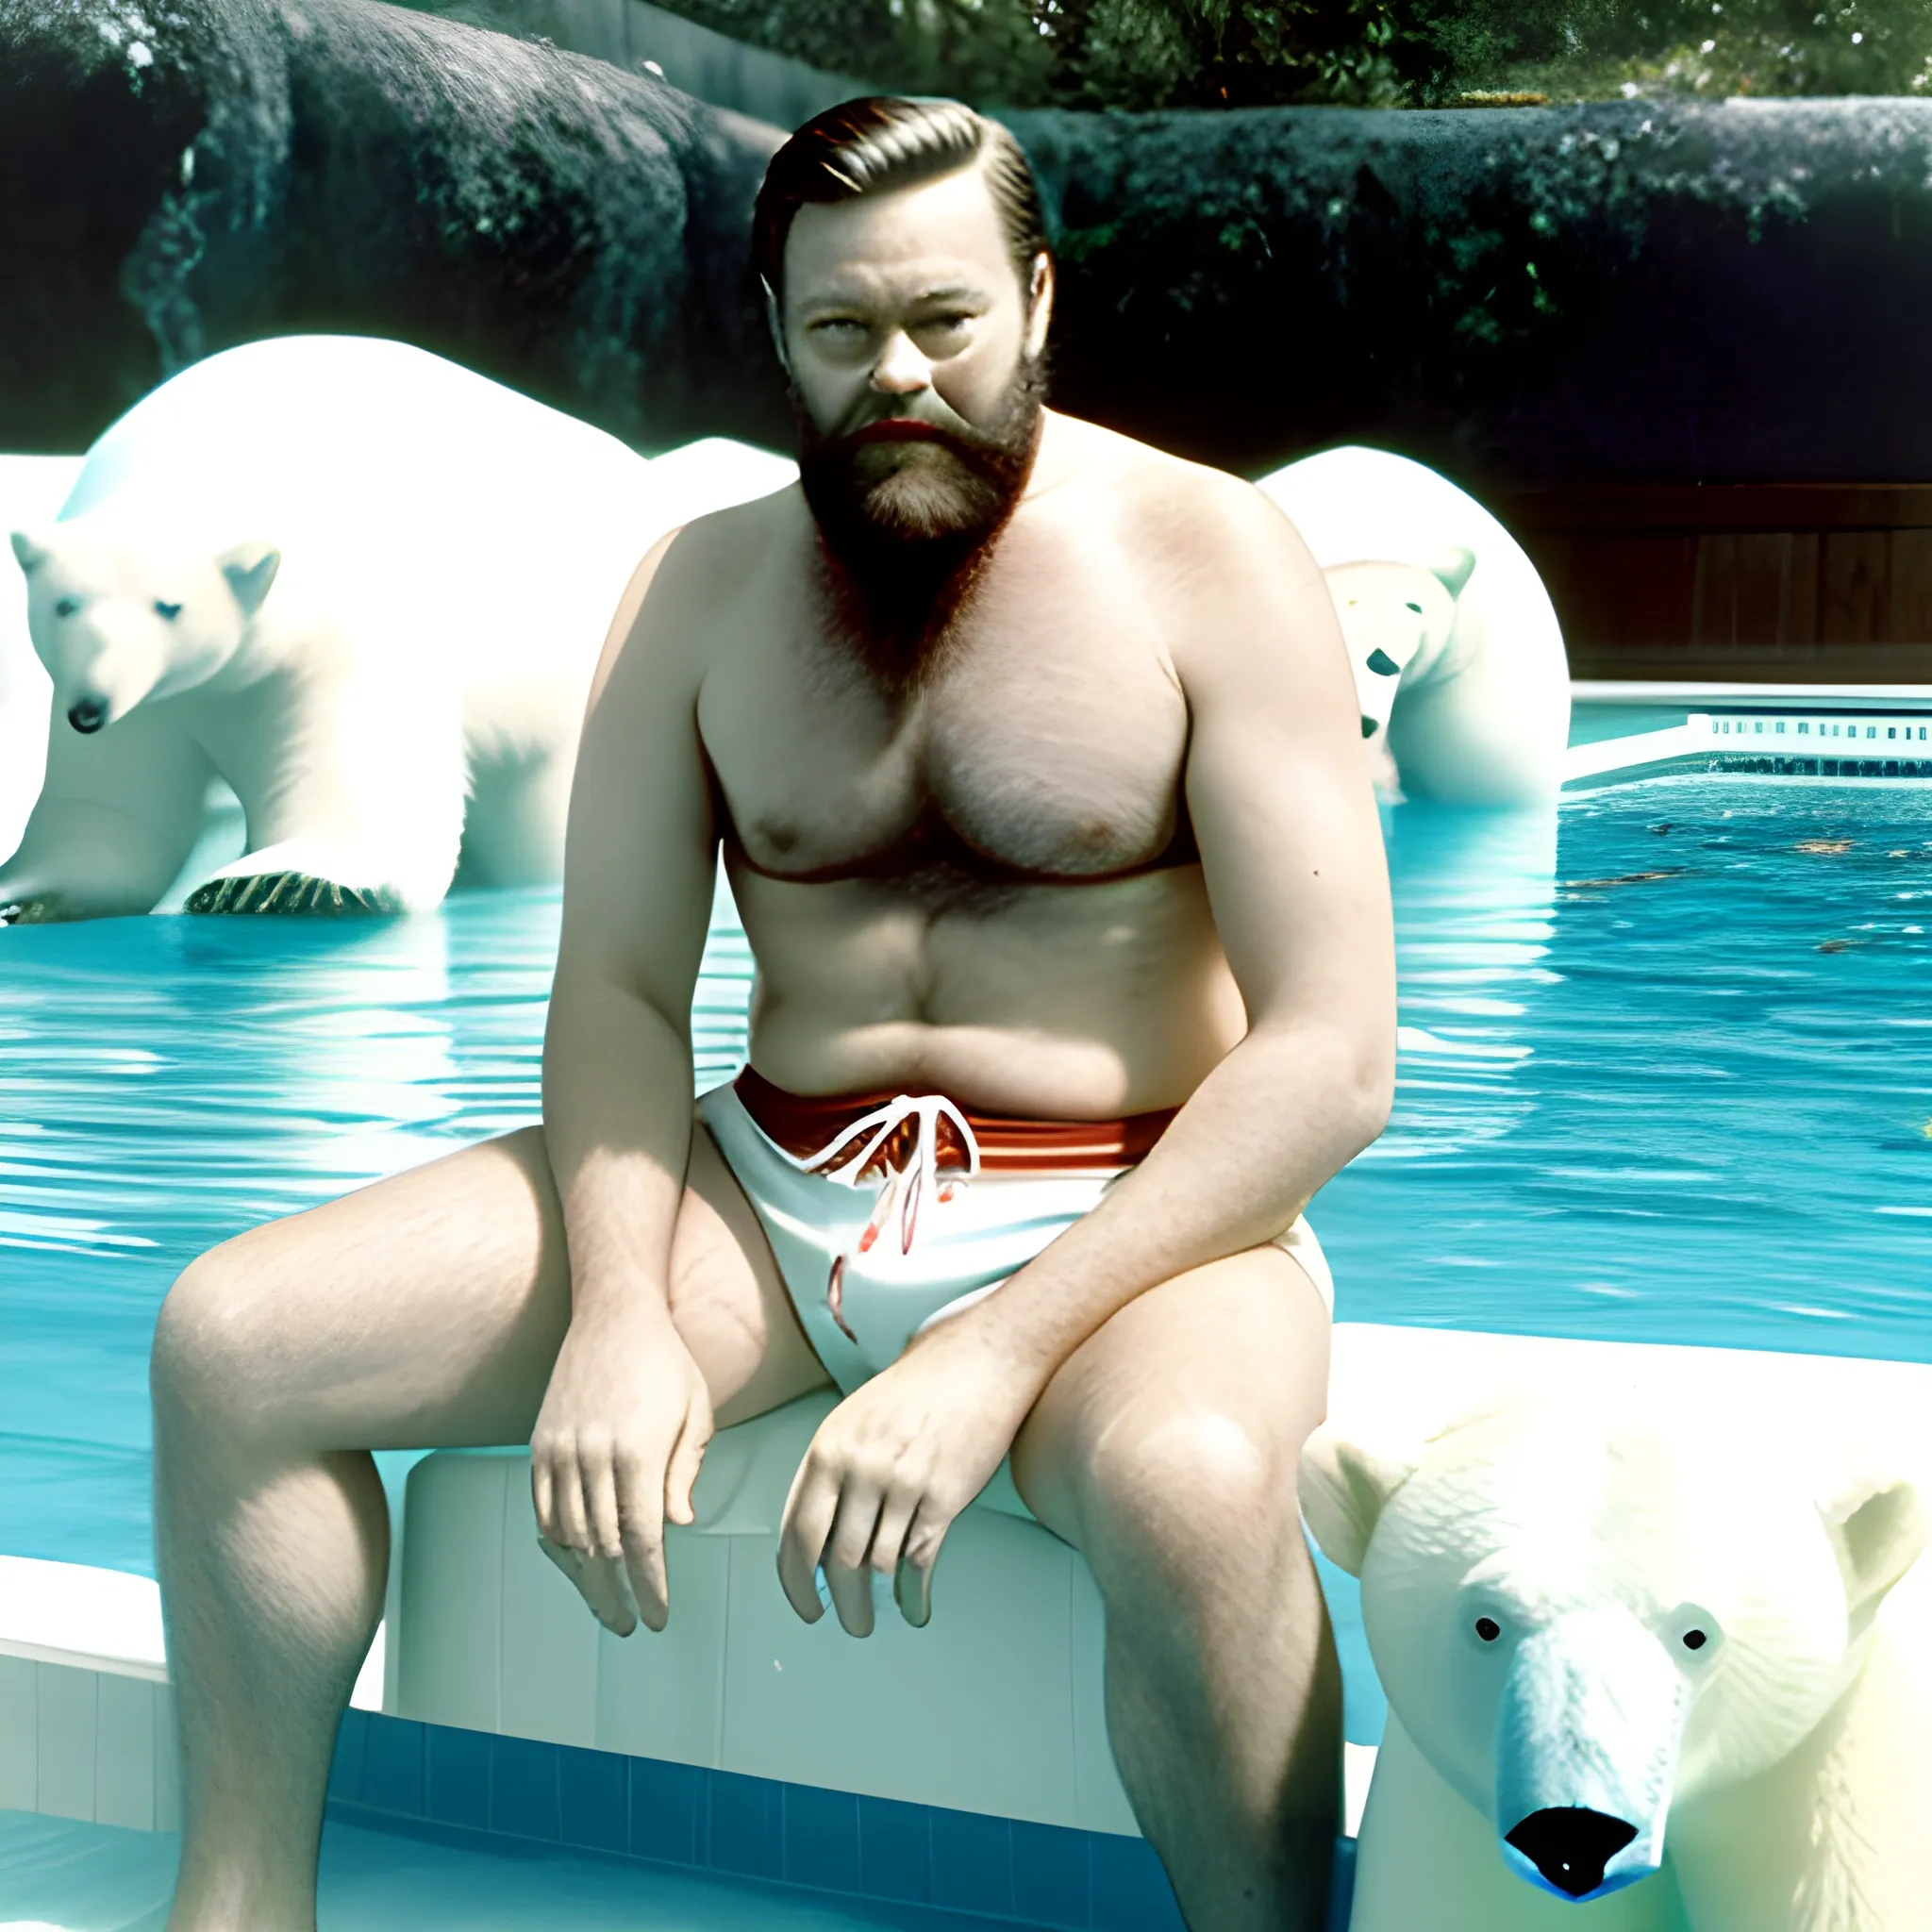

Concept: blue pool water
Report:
left=1, top=779, right=1928, bottom=1588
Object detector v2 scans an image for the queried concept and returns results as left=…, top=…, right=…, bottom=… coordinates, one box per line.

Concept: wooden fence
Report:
left=1499, top=485, right=1932, bottom=683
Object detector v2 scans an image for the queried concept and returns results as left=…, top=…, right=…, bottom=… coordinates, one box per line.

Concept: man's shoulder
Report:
left=633, top=481, right=807, bottom=647
left=658, top=479, right=805, bottom=583
left=1047, top=414, right=1294, bottom=556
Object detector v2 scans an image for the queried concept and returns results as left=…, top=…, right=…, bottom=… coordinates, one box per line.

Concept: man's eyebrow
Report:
left=796, top=281, right=989, bottom=314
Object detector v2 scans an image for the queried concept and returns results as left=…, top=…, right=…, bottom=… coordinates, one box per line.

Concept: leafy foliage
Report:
left=649, top=0, right=1932, bottom=108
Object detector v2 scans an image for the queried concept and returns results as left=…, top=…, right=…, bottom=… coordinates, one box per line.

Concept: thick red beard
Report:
left=795, top=363, right=1045, bottom=686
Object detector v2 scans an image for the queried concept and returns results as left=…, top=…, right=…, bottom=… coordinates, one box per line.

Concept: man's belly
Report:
left=727, top=858, right=1247, bottom=1117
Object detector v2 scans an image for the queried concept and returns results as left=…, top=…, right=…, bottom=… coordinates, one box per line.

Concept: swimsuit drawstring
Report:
left=795, top=1095, right=981, bottom=1341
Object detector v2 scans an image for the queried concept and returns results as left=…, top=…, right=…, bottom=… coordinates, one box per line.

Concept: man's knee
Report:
left=151, top=1241, right=279, bottom=1435
left=1074, top=1398, right=1309, bottom=1594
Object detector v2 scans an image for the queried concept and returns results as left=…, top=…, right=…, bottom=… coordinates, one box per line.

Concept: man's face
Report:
left=778, top=161, right=1051, bottom=564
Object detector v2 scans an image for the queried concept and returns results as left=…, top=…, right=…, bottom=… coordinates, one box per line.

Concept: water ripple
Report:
left=3, top=784, right=1929, bottom=1573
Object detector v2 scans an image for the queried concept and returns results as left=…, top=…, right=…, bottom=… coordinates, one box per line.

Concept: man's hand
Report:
left=776, top=1316, right=1042, bottom=1636
left=530, top=1307, right=714, bottom=1636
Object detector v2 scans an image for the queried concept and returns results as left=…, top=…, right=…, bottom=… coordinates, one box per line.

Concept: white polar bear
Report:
left=0, top=455, right=85, bottom=865
left=1304, top=1338, right=1930, bottom=1932
left=2, top=337, right=796, bottom=921
left=1256, top=446, right=1571, bottom=805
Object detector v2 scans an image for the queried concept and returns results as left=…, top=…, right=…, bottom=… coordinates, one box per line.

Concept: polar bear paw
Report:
left=0, top=896, right=66, bottom=925
left=185, top=872, right=404, bottom=916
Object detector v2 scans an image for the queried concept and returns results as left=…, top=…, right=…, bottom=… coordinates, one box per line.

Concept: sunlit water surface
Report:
left=2, top=780, right=1928, bottom=1582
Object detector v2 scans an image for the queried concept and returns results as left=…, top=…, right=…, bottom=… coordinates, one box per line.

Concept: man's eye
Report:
left=54, top=596, right=80, bottom=619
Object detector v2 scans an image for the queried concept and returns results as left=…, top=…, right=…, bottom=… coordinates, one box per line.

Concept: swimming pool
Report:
left=2, top=777, right=1927, bottom=1591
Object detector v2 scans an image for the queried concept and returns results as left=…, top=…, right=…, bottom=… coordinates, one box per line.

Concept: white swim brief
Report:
left=698, top=1068, right=1335, bottom=1406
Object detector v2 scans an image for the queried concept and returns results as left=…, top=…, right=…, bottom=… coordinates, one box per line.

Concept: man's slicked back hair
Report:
left=754, top=96, right=1050, bottom=307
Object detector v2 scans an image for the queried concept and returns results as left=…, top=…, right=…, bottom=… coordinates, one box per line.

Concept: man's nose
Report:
left=871, top=330, right=932, bottom=394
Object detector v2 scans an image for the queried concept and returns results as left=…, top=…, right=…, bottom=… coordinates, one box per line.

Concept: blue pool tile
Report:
left=425, top=1724, right=491, bottom=1831
left=490, top=1735, right=560, bottom=1840
left=857, top=1794, right=931, bottom=1904
left=629, top=1757, right=703, bottom=1866
left=558, top=1745, right=628, bottom=1856
left=359, top=1717, right=425, bottom=1819
left=326, top=1709, right=369, bottom=1806
left=781, top=1782, right=861, bottom=1894
left=1326, top=1838, right=1357, bottom=1932
left=1012, top=1818, right=1091, bottom=1929
left=1090, top=1832, right=1184, bottom=1932
left=706, top=1769, right=783, bottom=1879
left=931, top=1807, right=1014, bottom=1917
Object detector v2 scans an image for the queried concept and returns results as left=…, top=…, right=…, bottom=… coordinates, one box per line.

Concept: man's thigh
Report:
left=157, top=1112, right=829, bottom=1454
left=1008, top=1242, right=1331, bottom=1559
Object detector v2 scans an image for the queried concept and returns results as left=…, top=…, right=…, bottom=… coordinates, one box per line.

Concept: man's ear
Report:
left=1024, top=251, right=1054, bottom=362
left=10, top=528, right=50, bottom=575
left=761, top=275, right=791, bottom=377
left=1300, top=1428, right=1420, bottom=1577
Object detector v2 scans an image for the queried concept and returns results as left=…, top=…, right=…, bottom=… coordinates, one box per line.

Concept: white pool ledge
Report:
left=0, top=1557, right=385, bottom=1835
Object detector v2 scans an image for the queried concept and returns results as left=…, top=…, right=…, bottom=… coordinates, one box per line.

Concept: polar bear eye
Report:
left=1404, top=600, right=1423, bottom=613
left=1666, top=1605, right=1720, bottom=1657
left=154, top=600, right=183, bottom=622
left=54, top=596, right=80, bottom=619
left=1474, top=1616, right=1502, bottom=1642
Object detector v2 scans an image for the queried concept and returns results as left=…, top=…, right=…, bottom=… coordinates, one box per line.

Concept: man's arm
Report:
left=956, top=473, right=1394, bottom=1374
left=531, top=519, right=725, bottom=1633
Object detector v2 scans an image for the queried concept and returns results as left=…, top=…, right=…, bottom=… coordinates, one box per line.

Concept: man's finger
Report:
left=531, top=1458, right=556, bottom=1541
left=583, top=1451, right=624, bottom=1560
left=553, top=1450, right=591, bottom=1553
left=868, top=1490, right=920, bottom=1581
left=577, top=1552, right=641, bottom=1635
left=615, top=1453, right=671, bottom=1633
left=664, top=1404, right=712, bottom=1528
left=776, top=1456, right=841, bottom=1623
left=894, top=1504, right=947, bottom=1628
left=538, top=1536, right=638, bottom=1638
left=822, top=1483, right=886, bottom=1638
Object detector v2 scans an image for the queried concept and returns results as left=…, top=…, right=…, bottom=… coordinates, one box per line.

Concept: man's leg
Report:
left=1009, top=1245, right=1340, bottom=1932
left=150, top=1119, right=827, bottom=1932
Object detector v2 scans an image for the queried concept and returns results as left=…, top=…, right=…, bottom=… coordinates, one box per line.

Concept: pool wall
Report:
left=0, top=1641, right=1201, bottom=1932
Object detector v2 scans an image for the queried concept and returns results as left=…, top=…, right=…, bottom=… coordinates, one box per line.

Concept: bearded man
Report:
left=149, top=97, right=1393, bottom=1932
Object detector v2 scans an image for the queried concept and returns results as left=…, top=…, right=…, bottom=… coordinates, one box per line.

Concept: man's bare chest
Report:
left=698, top=569, right=1193, bottom=888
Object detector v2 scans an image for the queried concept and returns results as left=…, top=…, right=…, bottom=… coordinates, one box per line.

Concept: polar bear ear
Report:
left=1300, top=1428, right=1422, bottom=1577
left=1821, top=1474, right=1925, bottom=1620
left=219, top=543, right=282, bottom=617
left=9, top=528, right=50, bottom=575
left=1429, top=546, right=1476, bottom=601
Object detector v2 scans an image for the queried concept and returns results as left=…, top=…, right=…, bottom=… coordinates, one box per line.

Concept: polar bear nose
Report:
left=67, top=698, right=108, bottom=735
left=1505, top=1807, right=1639, bottom=1898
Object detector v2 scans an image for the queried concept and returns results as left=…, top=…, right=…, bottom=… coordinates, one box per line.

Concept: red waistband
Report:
left=732, top=1066, right=1176, bottom=1174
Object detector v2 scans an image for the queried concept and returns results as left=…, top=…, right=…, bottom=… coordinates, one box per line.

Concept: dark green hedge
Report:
left=647, top=0, right=1932, bottom=111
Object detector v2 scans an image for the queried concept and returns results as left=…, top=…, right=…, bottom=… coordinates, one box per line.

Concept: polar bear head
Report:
left=1303, top=1393, right=1924, bottom=1905
left=9, top=524, right=280, bottom=734
left=1323, top=547, right=1474, bottom=749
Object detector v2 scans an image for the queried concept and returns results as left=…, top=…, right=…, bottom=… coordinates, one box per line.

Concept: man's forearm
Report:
left=541, top=971, right=699, bottom=1331
left=958, top=1022, right=1390, bottom=1385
